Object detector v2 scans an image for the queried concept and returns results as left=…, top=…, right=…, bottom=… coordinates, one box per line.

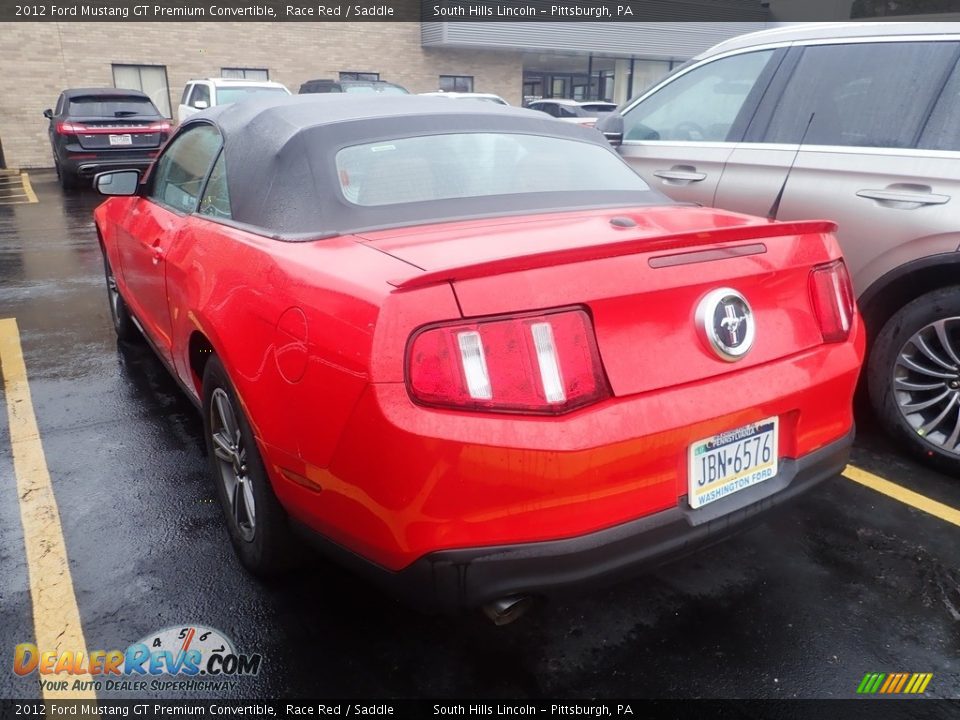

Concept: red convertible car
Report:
left=93, top=96, right=864, bottom=622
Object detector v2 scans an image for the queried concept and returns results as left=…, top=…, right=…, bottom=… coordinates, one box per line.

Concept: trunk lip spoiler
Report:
left=388, top=219, right=838, bottom=291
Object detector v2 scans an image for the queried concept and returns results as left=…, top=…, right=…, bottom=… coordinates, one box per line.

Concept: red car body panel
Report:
left=94, top=198, right=864, bottom=580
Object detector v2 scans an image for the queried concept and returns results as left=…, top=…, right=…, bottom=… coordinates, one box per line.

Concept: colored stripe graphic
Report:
left=904, top=674, right=920, bottom=693
left=857, top=672, right=932, bottom=694
left=879, top=674, right=896, bottom=693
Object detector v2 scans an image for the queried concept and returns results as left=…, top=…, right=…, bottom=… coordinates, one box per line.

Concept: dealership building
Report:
left=0, top=20, right=772, bottom=169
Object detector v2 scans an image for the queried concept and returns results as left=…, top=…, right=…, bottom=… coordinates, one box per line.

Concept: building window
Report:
left=439, top=75, right=473, bottom=93
left=221, top=68, right=269, bottom=80
left=340, top=72, right=380, bottom=81
left=523, top=77, right=543, bottom=105
left=600, top=69, right=616, bottom=102
left=112, top=64, right=171, bottom=117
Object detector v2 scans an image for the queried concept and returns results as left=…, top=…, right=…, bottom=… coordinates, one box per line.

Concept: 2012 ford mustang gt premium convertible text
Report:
left=92, top=95, right=864, bottom=621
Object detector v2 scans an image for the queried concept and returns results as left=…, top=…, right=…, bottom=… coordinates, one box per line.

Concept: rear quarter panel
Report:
left=163, top=218, right=461, bottom=470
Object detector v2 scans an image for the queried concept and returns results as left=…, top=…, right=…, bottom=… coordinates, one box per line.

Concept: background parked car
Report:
left=527, top=99, right=617, bottom=127
left=597, top=21, right=960, bottom=472
left=298, top=79, right=409, bottom=95
left=43, top=88, right=171, bottom=191
left=419, top=91, right=508, bottom=105
left=178, top=78, right=291, bottom=123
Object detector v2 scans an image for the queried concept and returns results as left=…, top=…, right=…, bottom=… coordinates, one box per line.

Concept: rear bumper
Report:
left=59, top=153, right=156, bottom=176
left=275, top=327, right=863, bottom=567
left=295, top=427, right=851, bottom=611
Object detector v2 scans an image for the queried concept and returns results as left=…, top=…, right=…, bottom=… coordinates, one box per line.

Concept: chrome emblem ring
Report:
left=696, top=288, right=755, bottom=362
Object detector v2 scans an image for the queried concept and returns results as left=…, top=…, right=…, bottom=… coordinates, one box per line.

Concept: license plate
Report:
left=688, top=417, right=778, bottom=509
left=109, top=134, right=133, bottom=146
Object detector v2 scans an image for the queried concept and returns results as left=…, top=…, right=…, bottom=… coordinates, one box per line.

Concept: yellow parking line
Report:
left=843, top=464, right=960, bottom=528
left=0, top=173, right=38, bottom=204
left=0, top=318, right=96, bottom=701
left=21, top=173, right=38, bottom=204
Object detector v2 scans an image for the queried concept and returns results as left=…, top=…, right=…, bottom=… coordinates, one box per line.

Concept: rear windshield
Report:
left=465, top=97, right=508, bottom=105
left=343, top=85, right=408, bottom=95
left=215, top=86, right=288, bottom=105
left=67, top=97, right=159, bottom=118
left=579, top=103, right=617, bottom=116
left=335, top=132, right=650, bottom=206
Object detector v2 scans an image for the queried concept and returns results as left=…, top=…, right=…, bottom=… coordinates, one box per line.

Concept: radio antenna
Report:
left=767, top=112, right=815, bottom=221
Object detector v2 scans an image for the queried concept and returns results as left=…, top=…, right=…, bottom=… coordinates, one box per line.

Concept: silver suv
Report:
left=601, top=22, right=960, bottom=471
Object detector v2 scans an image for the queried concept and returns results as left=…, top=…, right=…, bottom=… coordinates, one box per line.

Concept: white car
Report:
left=526, top=99, right=617, bottom=127
left=419, top=91, right=508, bottom=105
left=178, top=78, right=291, bottom=123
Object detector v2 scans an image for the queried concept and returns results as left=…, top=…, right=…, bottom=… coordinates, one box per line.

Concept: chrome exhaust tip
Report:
left=482, top=595, right=534, bottom=626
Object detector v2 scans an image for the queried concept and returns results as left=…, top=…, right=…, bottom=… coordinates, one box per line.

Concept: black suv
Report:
left=44, top=88, right=171, bottom=190
left=298, top=79, right=409, bottom=95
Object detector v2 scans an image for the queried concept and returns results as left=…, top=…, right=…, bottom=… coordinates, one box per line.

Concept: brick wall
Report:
left=0, top=22, right=524, bottom=168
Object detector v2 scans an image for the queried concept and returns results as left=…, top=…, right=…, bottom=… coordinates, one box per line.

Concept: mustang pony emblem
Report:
left=720, top=303, right=747, bottom=346
left=696, top=288, right=755, bottom=362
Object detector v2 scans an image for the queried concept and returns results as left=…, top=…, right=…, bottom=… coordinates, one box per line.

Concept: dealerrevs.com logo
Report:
left=13, top=625, right=262, bottom=693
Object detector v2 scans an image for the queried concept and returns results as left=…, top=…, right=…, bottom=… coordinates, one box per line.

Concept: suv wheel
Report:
left=869, top=287, right=960, bottom=474
left=59, top=165, right=80, bottom=191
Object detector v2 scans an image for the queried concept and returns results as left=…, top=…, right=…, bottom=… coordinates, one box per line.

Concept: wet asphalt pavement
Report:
left=1, top=172, right=959, bottom=703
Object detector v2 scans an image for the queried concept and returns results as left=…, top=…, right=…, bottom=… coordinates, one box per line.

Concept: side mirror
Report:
left=43, top=109, right=53, bottom=119
left=95, top=170, right=141, bottom=197
left=192, top=100, right=209, bottom=110
left=595, top=114, right=624, bottom=147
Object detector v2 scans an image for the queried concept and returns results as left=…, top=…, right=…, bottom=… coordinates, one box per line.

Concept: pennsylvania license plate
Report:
left=109, top=134, right=133, bottom=146
left=688, top=417, right=778, bottom=509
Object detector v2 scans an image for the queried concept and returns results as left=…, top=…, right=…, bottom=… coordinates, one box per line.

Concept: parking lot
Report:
left=1, top=172, right=959, bottom=703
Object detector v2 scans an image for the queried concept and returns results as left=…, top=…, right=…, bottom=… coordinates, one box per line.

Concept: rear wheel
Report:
left=103, top=255, right=139, bottom=341
left=202, top=356, right=294, bottom=576
left=869, top=287, right=960, bottom=474
left=58, top=164, right=80, bottom=191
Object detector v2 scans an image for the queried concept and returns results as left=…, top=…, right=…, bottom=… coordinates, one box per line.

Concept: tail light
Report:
left=809, top=259, right=856, bottom=343
left=55, top=120, right=170, bottom=135
left=55, top=121, right=85, bottom=135
left=407, top=308, right=610, bottom=414
left=145, top=120, right=171, bottom=134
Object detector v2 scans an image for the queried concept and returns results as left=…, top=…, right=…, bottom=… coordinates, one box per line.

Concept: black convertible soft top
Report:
left=186, top=94, right=669, bottom=238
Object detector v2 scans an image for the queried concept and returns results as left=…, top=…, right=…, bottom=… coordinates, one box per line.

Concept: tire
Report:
left=202, top=355, right=294, bottom=576
left=869, top=286, right=960, bottom=475
left=59, top=166, right=80, bottom=192
left=102, top=254, right=140, bottom=342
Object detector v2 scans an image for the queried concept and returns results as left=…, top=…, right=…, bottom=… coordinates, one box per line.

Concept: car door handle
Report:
left=653, top=167, right=707, bottom=184
left=856, top=187, right=950, bottom=208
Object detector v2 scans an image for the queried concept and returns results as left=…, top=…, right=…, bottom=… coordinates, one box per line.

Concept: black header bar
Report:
left=2, top=699, right=960, bottom=720
left=1, top=0, right=956, bottom=22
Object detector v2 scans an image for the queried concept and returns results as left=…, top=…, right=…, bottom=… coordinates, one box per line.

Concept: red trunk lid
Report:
left=358, top=206, right=840, bottom=397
